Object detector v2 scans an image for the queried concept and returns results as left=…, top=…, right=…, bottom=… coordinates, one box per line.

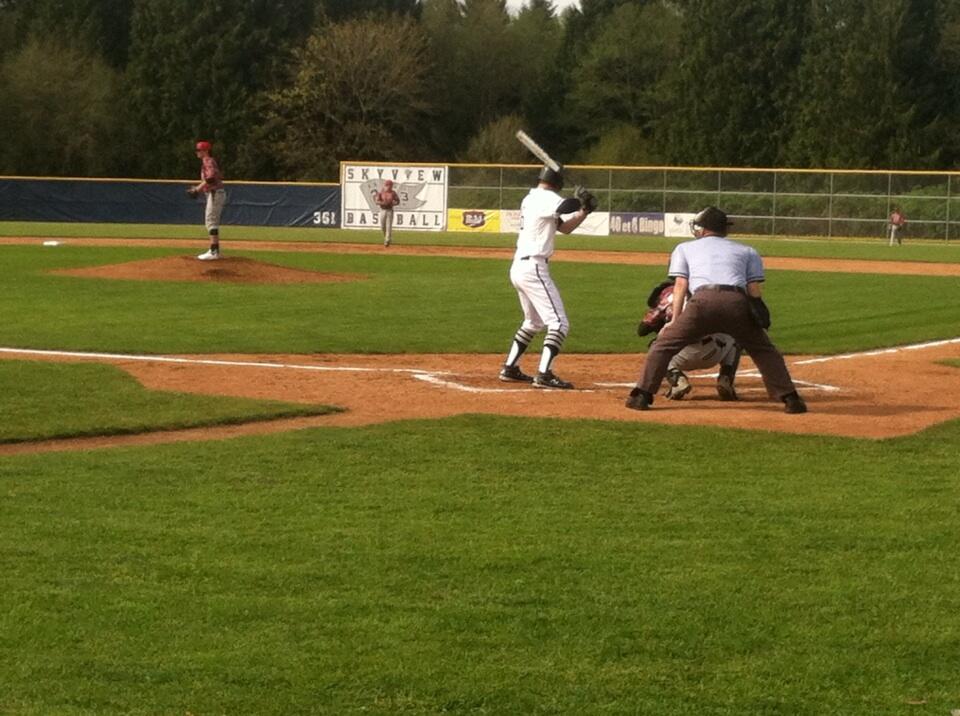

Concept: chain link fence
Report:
left=448, top=164, right=960, bottom=240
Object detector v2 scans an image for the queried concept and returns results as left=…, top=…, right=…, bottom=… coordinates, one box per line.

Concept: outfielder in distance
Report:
left=186, top=140, right=227, bottom=261
left=499, top=162, right=598, bottom=389
left=375, top=179, right=400, bottom=247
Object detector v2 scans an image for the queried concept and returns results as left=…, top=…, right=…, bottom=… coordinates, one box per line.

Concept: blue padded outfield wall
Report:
left=0, top=178, right=342, bottom=228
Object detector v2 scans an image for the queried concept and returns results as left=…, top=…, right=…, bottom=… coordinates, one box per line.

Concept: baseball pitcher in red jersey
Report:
left=376, top=180, right=400, bottom=247
left=187, top=141, right=227, bottom=260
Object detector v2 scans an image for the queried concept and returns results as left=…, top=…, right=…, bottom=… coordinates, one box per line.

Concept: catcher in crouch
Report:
left=638, top=279, right=741, bottom=401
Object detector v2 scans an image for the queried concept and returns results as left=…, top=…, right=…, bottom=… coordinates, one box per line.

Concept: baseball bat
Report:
left=516, top=130, right=562, bottom=173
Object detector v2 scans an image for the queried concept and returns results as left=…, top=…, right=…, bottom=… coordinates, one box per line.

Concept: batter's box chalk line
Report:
left=412, top=372, right=599, bottom=394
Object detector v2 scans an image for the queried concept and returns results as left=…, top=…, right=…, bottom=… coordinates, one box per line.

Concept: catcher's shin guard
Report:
left=716, top=347, right=741, bottom=401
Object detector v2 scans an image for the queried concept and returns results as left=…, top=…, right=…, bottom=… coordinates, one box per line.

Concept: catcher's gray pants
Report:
left=205, top=189, right=227, bottom=233
left=380, top=208, right=394, bottom=240
left=669, top=333, right=737, bottom=373
left=638, top=288, right=797, bottom=400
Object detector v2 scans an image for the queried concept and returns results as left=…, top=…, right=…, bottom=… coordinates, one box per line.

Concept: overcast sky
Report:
left=505, top=0, right=581, bottom=15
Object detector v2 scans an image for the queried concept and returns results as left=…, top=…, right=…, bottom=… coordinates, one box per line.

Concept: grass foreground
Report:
left=1, top=415, right=959, bottom=714
left=0, top=360, right=339, bottom=443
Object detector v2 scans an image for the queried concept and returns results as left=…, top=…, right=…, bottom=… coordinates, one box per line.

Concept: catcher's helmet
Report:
left=195, top=140, right=212, bottom=152
left=538, top=165, right=564, bottom=190
left=692, top=206, right=732, bottom=234
left=638, top=280, right=676, bottom=336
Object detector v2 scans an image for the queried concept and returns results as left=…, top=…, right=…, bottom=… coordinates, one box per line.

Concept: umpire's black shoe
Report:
left=625, top=388, right=653, bottom=411
left=783, top=391, right=808, bottom=414
left=533, top=370, right=574, bottom=390
left=499, top=364, right=533, bottom=383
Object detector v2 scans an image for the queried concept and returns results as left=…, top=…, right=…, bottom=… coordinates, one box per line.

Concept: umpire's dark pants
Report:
left=638, top=287, right=798, bottom=400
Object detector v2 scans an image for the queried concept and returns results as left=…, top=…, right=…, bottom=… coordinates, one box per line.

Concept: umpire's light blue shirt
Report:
left=668, top=235, right=765, bottom=293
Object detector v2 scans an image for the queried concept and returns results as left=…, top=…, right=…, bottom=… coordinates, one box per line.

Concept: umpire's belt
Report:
left=520, top=256, right=548, bottom=263
left=696, top=284, right=746, bottom=295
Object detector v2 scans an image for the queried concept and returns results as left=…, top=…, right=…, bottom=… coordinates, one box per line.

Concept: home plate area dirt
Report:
left=2, top=341, right=960, bottom=457
left=118, top=346, right=960, bottom=439
left=1, top=245, right=959, bottom=453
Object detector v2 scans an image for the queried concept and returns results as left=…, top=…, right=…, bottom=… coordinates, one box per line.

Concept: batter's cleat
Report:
left=197, top=249, right=221, bottom=261
left=533, top=370, right=574, bottom=390
left=716, top=374, right=738, bottom=401
left=499, top=364, right=533, bottom=383
left=383, top=239, right=391, bottom=247
left=663, top=370, right=692, bottom=400
left=625, top=388, right=653, bottom=411
left=782, top=392, right=808, bottom=414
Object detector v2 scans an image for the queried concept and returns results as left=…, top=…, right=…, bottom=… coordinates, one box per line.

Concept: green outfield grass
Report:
left=1, top=229, right=959, bottom=715
left=0, top=360, right=338, bottom=443
left=4, top=220, right=960, bottom=262
left=1, top=243, right=959, bottom=356
left=1, top=416, right=959, bottom=715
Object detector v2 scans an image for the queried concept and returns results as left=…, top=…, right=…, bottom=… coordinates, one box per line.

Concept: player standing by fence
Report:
left=888, top=207, right=906, bottom=246
left=376, top=180, right=400, bottom=247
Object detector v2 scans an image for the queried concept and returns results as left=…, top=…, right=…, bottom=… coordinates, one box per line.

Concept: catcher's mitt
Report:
left=186, top=187, right=200, bottom=199
left=574, top=185, right=598, bottom=214
left=748, top=296, right=771, bottom=329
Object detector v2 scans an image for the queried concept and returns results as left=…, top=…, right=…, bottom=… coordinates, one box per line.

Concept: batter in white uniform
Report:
left=499, top=166, right=591, bottom=389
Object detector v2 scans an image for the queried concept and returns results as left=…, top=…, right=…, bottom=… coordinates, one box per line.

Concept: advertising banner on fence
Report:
left=340, top=164, right=448, bottom=231
left=570, top=211, right=610, bottom=236
left=610, top=212, right=665, bottom=236
left=498, top=209, right=610, bottom=236
left=665, top=212, right=697, bottom=238
left=448, top=209, right=501, bottom=233
left=501, top=210, right=521, bottom=234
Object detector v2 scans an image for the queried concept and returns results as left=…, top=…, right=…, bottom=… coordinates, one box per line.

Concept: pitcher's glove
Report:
left=574, top=185, right=598, bottom=214
left=186, top=187, right=200, bottom=199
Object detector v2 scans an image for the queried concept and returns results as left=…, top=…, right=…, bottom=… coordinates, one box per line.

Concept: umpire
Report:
left=626, top=206, right=807, bottom=414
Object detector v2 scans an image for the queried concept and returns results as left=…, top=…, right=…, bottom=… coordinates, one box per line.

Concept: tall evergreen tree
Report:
left=10, top=0, right=134, bottom=68
left=123, top=0, right=316, bottom=178
left=659, top=0, right=807, bottom=167
left=322, top=0, right=421, bottom=19
left=935, top=0, right=960, bottom=166
left=787, top=0, right=944, bottom=169
left=566, top=1, right=680, bottom=163
left=507, top=0, right=565, bottom=145
left=421, top=0, right=520, bottom=156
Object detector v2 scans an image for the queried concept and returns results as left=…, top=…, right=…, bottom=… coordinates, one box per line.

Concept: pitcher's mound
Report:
left=53, top=255, right=366, bottom=285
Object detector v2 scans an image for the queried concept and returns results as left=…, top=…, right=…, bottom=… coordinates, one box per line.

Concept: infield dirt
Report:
left=2, top=239, right=959, bottom=453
